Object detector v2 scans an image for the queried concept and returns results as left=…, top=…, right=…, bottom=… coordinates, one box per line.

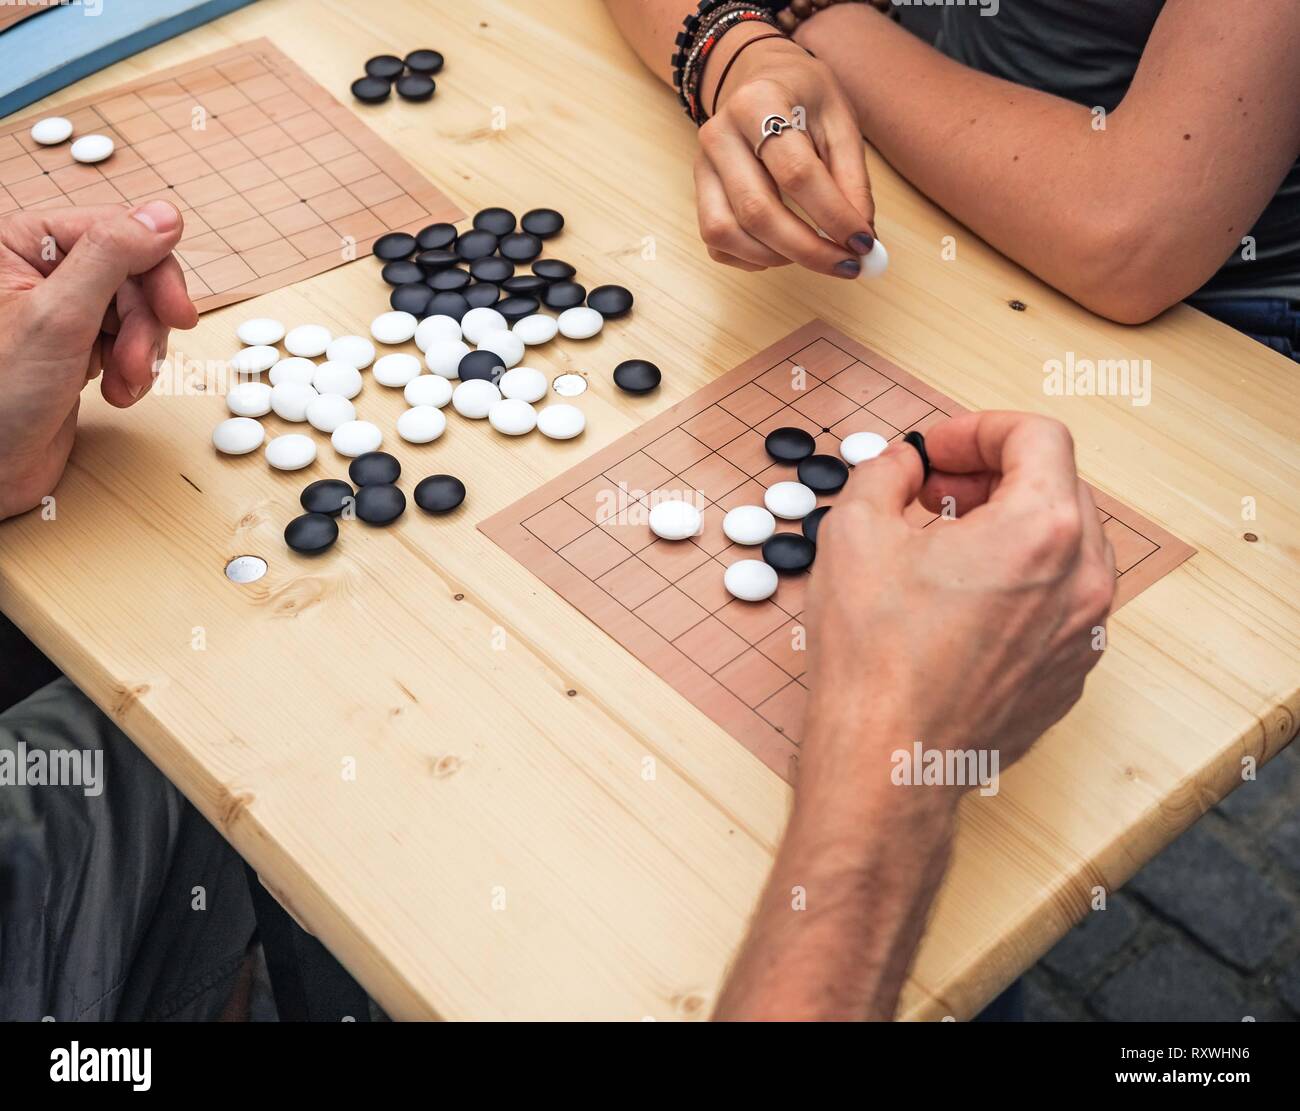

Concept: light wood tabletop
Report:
left=1, top=0, right=1297, bottom=1020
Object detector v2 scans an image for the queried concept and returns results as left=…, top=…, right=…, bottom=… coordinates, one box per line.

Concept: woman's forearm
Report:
left=603, top=0, right=690, bottom=83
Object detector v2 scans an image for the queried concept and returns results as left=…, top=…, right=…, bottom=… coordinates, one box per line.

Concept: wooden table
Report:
left=2, top=0, right=1297, bottom=1021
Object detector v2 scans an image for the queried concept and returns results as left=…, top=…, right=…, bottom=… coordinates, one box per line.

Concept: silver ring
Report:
left=754, top=113, right=791, bottom=159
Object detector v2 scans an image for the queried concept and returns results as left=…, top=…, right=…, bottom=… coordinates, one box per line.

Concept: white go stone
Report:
left=70, top=134, right=114, bottom=164
left=425, top=339, right=470, bottom=378
left=513, top=314, right=558, bottom=346
left=476, top=329, right=524, bottom=369
left=552, top=373, right=588, bottom=397
left=460, top=306, right=508, bottom=346
left=305, top=393, right=355, bottom=433
left=536, top=403, right=585, bottom=440
left=451, top=378, right=501, bottom=419
left=557, top=306, right=604, bottom=340
left=765, top=481, right=817, bottom=520
left=724, top=559, right=778, bottom=602
left=331, top=420, right=382, bottom=457
left=403, top=374, right=453, bottom=408
left=270, top=380, right=317, bottom=422
left=414, top=314, right=461, bottom=352
left=226, top=381, right=272, bottom=417
left=370, top=311, right=418, bottom=345
left=326, top=334, right=375, bottom=369
left=859, top=239, right=889, bottom=279
left=373, top=353, right=422, bottom=387
left=230, top=345, right=278, bottom=375
left=840, top=430, right=889, bottom=465
left=498, top=366, right=548, bottom=403
left=648, top=499, right=702, bottom=541
left=487, top=398, right=537, bottom=436
left=284, top=324, right=332, bottom=357
left=397, top=405, right=447, bottom=444
left=31, top=117, right=73, bottom=145
left=265, top=433, right=316, bottom=471
left=312, top=360, right=363, bottom=399
left=236, top=317, right=285, bottom=346
left=268, top=357, right=317, bottom=387
left=212, top=416, right=265, bottom=455
left=723, top=505, right=776, bottom=546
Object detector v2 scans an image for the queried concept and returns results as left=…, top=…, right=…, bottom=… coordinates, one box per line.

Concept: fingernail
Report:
left=848, top=232, right=875, bottom=254
left=130, top=200, right=180, bottom=233
left=835, top=258, right=861, bottom=278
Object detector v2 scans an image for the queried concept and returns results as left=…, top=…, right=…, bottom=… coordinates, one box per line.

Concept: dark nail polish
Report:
left=835, top=258, right=861, bottom=278
left=848, top=232, right=875, bottom=254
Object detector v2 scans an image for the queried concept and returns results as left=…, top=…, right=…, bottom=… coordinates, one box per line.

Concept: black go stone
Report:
left=349, top=451, right=401, bottom=487
left=415, top=248, right=458, bottom=273
left=405, top=49, right=444, bottom=75
left=458, top=349, right=504, bottom=382
left=613, top=359, right=661, bottom=395
left=455, top=229, right=498, bottom=261
left=464, top=282, right=501, bottom=308
left=381, top=259, right=423, bottom=286
left=496, top=295, right=539, bottom=325
left=415, top=222, right=457, bottom=250
left=763, top=533, right=816, bottom=574
left=521, top=208, right=564, bottom=238
left=498, top=232, right=542, bottom=262
left=285, top=513, right=339, bottom=555
left=543, top=280, right=586, bottom=310
left=532, top=258, right=575, bottom=281
left=473, top=207, right=516, bottom=236
left=470, top=255, right=513, bottom=283
left=414, top=474, right=466, bottom=514
left=802, top=505, right=831, bottom=544
left=355, top=483, right=407, bottom=526
left=428, top=267, right=471, bottom=291
left=502, top=274, right=547, bottom=296
left=798, top=454, right=850, bottom=494
left=365, top=54, right=405, bottom=80
left=588, top=284, right=634, bottom=318
left=390, top=282, right=433, bottom=316
left=350, top=76, right=391, bottom=104
left=373, top=231, right=416, bottom=260
left=765, top=426, right=816, bottom=463
left=300, top=479, right=354, bottom=517
left=428, top=291, right=469, bottom=321
left=396, top=74, right=436, bottom=102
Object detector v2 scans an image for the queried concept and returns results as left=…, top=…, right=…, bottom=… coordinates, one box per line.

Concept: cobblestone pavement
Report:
left=1026, top=743, right=1300, bottom=1022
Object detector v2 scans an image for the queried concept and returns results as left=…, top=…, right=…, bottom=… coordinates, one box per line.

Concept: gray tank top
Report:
left=915, top=0, right=1300, bottom=302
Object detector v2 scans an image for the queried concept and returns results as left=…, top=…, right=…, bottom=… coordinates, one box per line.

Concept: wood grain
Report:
left=0, top=0, right=1296, bottom=1021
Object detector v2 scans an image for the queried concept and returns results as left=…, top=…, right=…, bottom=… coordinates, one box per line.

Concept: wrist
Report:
left=793, top=0, right=877, bottom=52
left=700, top=25, right=803, bottom=115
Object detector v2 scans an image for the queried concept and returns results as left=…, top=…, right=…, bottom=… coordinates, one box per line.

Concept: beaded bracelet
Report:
left=673, top=2, right=780, bottom=125
left=773, top=0, right=876, bottom=34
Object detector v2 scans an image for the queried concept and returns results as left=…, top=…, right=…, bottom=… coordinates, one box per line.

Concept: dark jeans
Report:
left=1188, top=296, right=1300, bottom=363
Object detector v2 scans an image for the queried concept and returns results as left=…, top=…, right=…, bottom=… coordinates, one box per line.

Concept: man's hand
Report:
left=715, top=412, right=1115, bottom=1020
left=0, top=202, right=198, bottom=521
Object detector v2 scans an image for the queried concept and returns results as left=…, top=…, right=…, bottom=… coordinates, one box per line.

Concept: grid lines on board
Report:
left=481, top=320, right=1196, bottom=784
left=0, top=38, right=463, bottom=312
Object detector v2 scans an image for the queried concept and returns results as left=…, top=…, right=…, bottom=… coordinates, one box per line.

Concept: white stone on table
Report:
left=451, top=378, right=501, bottom=419
left=270, top=380, right=316, bottom=421
left=460, top=306, right=508, bottom=345
left=722, top=505, right=776, bottom=546
left=724, top=559, right=778, bottom=602
left=373, top=353, right=422, bottom=387
left=370, top=310, right=418, bottom=345
left=305, top=393, right=355, bottom=433
left=325, top=334, right=375, bottom=369
left=230, top=345, right=278, bottom=375
left=397, top=405, right=447, bottom=444
left=265, top=433, right=316, bottom=471
left=513, top=314, right=558, bottom=346
left=268, top=357, right=317, bottom=387
left=284, top=324, right=332, bottom=357
left=557, top=306, right=603, bottom=340
left=236, top=317, right=285, bottom=346
left=487, top=398, right=537, bottom=436
left=403, top=374, right=453, bottom=408
left=425, top=339, right=470, bottom=378
left=212, top=416, right=264, bottom=455
left=536, top=403, right=585, bottom=440
left=226, top=380, right=272, bottom=417
left=331, top=420, right=383, bottom=457
left=414, top=314, right=461, bottom=352
left=311, top=360, right=363, bottom=399
left=764, top=480, right=817, bottom=520
left=497, top=366, right=548, bottom=403
left=476, top=329, right=524, bottom=370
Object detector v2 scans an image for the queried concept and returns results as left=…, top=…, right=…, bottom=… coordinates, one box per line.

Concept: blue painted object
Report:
left=0, top=0, right=259, bottom=118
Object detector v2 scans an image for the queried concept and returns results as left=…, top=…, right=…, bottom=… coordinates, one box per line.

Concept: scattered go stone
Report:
left=802, top=505, right=831, bottom=543
left=762, top=532, right=816, bottom=574
left=355, top=483, right=407, bottom=525
left=764, top=481, right=817, bottom=520
left=285, top=512, right=339, bottom=554
left=212, top=416, right=265, bottom=455
left=428, top=267, right=470, bottom=291
left=300, top=479, right=354, bottom=516
left=473, top=207, right=516, bottom=236
left=381, top=259, right=423, bottom=286
left=373, top=352, right=422, bottom=387
left=331, top=420, right=383, bottom=457
left=648, top=499, right=702, bottom=541
left=471, top=255, right=513, bottom=283
left=391, top=283, right=433, bottom=316
left=464, top=283, right=501, bottom=308
left=513, top=313, right=558, bottom=346
left=266, top=433, right=317, bottom=471
left=414, top=474, right=466, bottom=514
left=349, top=450, right=401, bottom=487
left=374, top=231, right=417, bottom=261
left=532, top=258, right=575, bottom=281
left=326, top=334, right=375, bottom=369
left=311, top=361, right=362, bottom=400
left=612, top=359, right=660, bottom=395
left=543, top=280, right=585, bottom=310
left=502, top=275, right=547, bottom=296
left=452, top=378, right=501, bottom=419
left=416, top=222, right=457, bottom=250
left=839, top=430, right=888, bottom=465
left=70, top=134, right=113, bottom=163
left=765, top=426, right=815, bottom=463
left=557, top=306, right=603, bottom=340
left=396, top=74, right=435, bottom=102
left=724, top=559, right=777, bottom=602
left=397, top=405, right=447, bottom=443
left=306, top=393, right=355, bottom=433
left=284, top=324, right=331, bottom=357
left=797, top=454, right=849, bottom=494
left=31, top=116, right=72, bottom=145
left=587, top=284, right=633, bottom=318
left=414, top=314, right=461, bottom=350
left=477, top=329, right=524, bottom=368
left=521, top=208, right=564, bottom=238
left=487, top=398, right=537, bottom=436
left=230, top=345, right=278, bottom=375
left=722, top=505, right=776, bottom=546
left=365, top=54, right=405, bottom=80
left=227, top=381, right=272, bottom=417
left=499, top=232, right=542, bottom=262
left=425, top=338, right=470, bottom=377
left=405, top=49, right=444, bottom=75
left=551, top=373, right=588, bottom=397
left=536, top=403, right=585, bottom=440
left=461, top=306, right=508, bottom=345
left=269, top=357, right=317, bottom=386
left=496, top=295, right=539, bottom=326
left=455, top=229, right=498, bottom=261
left=237, top=317, right=285, bottom=346
left=371, top=311, right=418, bottom=345
left=416, top=248, right=458, bottom=272
left=271, top=381, right=316, bottom=421
left=403, top=374, right=453, bottom=408
left=458, top=348, right=505, bottom=382
left=351, top=76, right=393, bottom=104
left=498, top=366, right=548, bottom=403
left=428, top=290, right=469, bottom=321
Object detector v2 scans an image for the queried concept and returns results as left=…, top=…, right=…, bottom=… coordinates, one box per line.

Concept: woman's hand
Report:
left=0, top=201, right=197, bottom=521
left=695, top=29, right=875, bottom=278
